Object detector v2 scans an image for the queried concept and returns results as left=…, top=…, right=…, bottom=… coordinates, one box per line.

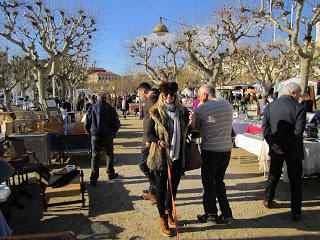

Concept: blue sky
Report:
left=43, top=0, right=261, bottom=74
left=0, top=0, right=317, bottom=75
left=89, top=0, right=229, bottom=74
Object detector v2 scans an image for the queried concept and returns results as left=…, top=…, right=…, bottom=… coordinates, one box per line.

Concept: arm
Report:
left=112, top=107, right=121, bottom=133
left=294, top=106, right=306, bottom=138
left=262, top=105, right=274, bottom=145
left=85, top=107, right=92, bottom=134
left=147, top=118, right=159, bottom=144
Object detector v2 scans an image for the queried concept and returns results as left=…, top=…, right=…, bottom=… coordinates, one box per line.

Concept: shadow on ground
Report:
left=87, top=180, right=140, bottom=217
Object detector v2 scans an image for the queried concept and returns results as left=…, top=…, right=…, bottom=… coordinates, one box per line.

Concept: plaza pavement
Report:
left=8, top=114, right=320, bottom=239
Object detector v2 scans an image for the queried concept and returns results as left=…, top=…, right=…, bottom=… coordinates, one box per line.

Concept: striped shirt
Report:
left=194, top=98, right=233, bottom=152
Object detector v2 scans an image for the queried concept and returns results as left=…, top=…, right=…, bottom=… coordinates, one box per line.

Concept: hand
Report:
left=145, top=142, right=151, bottom=148
left=189, top=112, right=196, bottom=126
left=159, top=140, right=168, bottom=149
left=271, top=143, right=284, bottom=155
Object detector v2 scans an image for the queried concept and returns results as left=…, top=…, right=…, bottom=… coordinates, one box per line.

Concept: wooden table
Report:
left=43, top=169, right=85, bottom=211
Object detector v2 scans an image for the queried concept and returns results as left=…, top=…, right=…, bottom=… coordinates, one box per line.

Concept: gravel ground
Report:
left=7, top=114, right=320, bottom=240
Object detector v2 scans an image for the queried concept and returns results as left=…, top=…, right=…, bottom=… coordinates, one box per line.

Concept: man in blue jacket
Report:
left=262, top=82, right=306, bottom=220
left=85, top=92, right=121, bottom=186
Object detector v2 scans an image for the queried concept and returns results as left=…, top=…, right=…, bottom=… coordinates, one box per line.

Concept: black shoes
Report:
left=108, top=172, right=119, bottom=180
left=292, top=213, right=301, bottom=221
left=90, top=180, right=97, bottom=187
left=197, top=213, right=219, bottom=223
left=217, top=215, right=233, bottom=225
left=262, top=200, right=276, bottom=209
left=90, top=173, right=119, bottom=186
left=197, top=213, right=233, bottom=224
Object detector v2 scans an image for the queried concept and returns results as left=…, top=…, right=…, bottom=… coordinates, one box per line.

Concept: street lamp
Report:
left=153, top=17, right=169, bottom=36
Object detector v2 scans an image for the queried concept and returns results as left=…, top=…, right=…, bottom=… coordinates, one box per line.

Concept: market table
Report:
left=51, top=133, right=90, bottom=165
left=232, top=122, right=249, bottom=134
left=235, top=133, right=320, bottom=181
left=232, top=122, right=262, bottom=135
left=8, top=133, right=51, bottom=165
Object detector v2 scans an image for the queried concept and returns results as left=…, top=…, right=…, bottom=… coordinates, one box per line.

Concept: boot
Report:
left=165, top=209, right=177, bottom=227
left=159, top=215, right=172, bottom=237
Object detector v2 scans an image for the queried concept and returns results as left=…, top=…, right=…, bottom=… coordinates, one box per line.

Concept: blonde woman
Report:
left=147, top=81, right=189, bottom=237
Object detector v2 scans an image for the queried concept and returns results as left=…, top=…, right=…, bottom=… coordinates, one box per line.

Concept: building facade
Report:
left=88, top=68, right=119, bottom=83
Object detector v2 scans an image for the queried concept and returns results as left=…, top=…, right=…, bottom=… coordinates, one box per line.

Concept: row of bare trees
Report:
left=130, top=1, right=320, bottom=94
left=0, top=0, right=95, bottom=106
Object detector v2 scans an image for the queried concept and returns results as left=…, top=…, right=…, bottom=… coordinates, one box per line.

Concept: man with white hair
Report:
left=190, top=84, right=233, bottom=224
left=262, top=82, right=306, bottom=220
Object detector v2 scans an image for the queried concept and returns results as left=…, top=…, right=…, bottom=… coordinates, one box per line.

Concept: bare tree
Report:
left=243, top=0, right=320, bottom=93
left=0, top=0, right=96, bottom=105
left=129, top=33, right=187, bottom=85
left=220, top=54, right=244, bottom=86
left=183, top=7, right=264, bottom=86
left=239, top=42, right=297, bottom=94
left=0, top=50, right=34, bottom=105
left=56, top=54, right=88, bottom=106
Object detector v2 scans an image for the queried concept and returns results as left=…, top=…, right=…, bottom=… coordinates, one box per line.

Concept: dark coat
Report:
left=85, top=99, right=120, bottom=137
left=147, top=105, right=189, bottom=171
left=262, top=95, right=306, bottom=159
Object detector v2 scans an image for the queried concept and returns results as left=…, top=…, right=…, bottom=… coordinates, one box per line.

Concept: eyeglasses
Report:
left=163, top=92, right=175, bottom=97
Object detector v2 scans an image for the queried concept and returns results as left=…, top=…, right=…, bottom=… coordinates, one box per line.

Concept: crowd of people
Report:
left=71, top=81, right=310, bottom=237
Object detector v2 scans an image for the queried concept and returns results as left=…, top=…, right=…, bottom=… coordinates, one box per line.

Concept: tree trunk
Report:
left=299, top=57, right=311, bottom=94
left=59, top=80, right=66, bottom=100
left=68, top=85, right=75, bottom=110
left=4, top=89, right=11, bottom=106
left=36, top=71, right=46, bottom=106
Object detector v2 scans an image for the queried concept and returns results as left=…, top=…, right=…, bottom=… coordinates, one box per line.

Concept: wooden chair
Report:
left=7, top=138, right=46, bottom=186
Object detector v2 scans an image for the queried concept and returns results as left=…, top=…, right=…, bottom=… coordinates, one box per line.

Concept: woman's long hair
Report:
left=155, top=92, right=183, bottom=119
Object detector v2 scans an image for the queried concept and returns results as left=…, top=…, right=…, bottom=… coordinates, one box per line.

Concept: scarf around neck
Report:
left=164, top=103, right=181, bottom=161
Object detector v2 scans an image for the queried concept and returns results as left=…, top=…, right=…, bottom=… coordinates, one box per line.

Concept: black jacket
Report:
left=262, top=95, right=306, bottom=159
left=85, top=100, right=120, bottom=137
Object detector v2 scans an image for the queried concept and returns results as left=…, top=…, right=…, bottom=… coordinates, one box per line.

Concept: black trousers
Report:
left=264, top=156, right=302, bottom=214
left=201, top=150, right=232, bottom=218
left=154, top=160, right=182, bottom=216
left=90, top=135, right=115, bottom=181
left=139, top=146, right=156, bottom=194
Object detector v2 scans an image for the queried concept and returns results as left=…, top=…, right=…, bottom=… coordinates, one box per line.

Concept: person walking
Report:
left=121, top=96, right=128, bottom=119
left=147, top=81, right=189, bottom=237
left=262, top=82, right=305, bottom=220
left=190, top=84, right=233, bottom=224
left=85, top=92, right=121, bottom=186
left=137, top=82, right=159, bottom=204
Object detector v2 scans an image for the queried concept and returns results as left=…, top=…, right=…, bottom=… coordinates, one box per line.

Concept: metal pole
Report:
left=290, top=2, right=294, bottom=29
left=52, top=77, right=56, bottom=98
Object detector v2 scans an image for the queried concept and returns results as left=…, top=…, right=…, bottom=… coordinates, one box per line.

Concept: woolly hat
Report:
left=159, top=81, right=178, bottom=93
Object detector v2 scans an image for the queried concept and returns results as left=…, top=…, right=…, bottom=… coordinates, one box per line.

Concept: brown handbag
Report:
left=184, top=128, right=202, bottom=171
left=147, top=142, right=167, bottom=172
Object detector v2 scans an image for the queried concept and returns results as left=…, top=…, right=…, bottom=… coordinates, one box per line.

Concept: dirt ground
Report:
left=7, top=114, right=320, bottom=240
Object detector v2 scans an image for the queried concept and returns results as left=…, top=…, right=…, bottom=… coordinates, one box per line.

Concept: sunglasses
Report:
left=163, top=92, right=175, bottom=97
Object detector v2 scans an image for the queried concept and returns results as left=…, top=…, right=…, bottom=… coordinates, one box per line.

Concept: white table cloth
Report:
left=235, top=134, right=320, bottom=182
